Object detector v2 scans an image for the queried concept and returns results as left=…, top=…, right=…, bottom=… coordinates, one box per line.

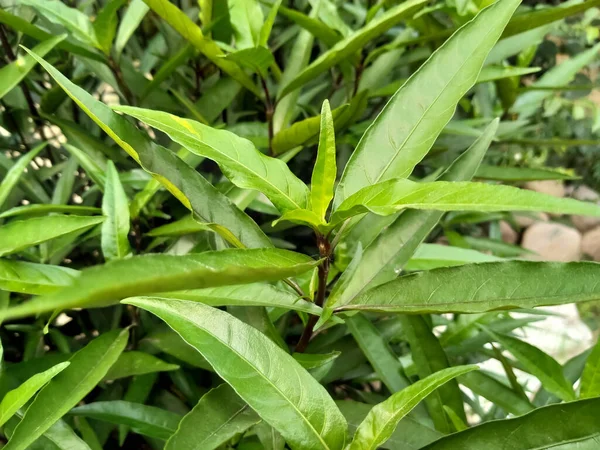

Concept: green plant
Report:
left=1, top=0, right=600, bottom=448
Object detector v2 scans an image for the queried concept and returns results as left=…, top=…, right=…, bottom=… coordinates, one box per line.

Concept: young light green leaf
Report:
left=278, top=0, right=427, bottom=99
left=141, top=0, right=261, bottom=96
left=124, top=297, right=347, bottom=450
left=103, top=351, right=179, bottom=380
left=0, top=36, right=65, bottom=101
left=477, top=65, right=540, bottom=83
left=342, top=261, right=600, bottom=314
left=346, top=314, right=411, bottom=393
left=69, top=401, right=181, bottom=440
left=101, top=161, right=132, bottom=261
left=1, top=248, right=318, bottom=320
left=93, top=0, right=126, bottom=54
left=0, top=205, right=101, bottom=220
left=0, top=260, right=79, bottom=295
left=400, top=316, right=466, bottom=433
left=141, top=326, right=211, bottom=370
left=422, top=398, right=600, bottom=449
left=229, top=0, right=264, bottom=49
left=113, top=106, right=309, bottom=213
left=475, top=164, right=578, bottom=181
left=259, top=0, right=282, bottom=46
left=0, top=215, right=104, bottom=257
left=330, top=179, right=600, bottom=228
left=404, top=244, right=501, bottom=271
left=223, top=47, right=274, bottom=78
left=5, top=329, right=129, bottom=450
left=311, top=100, right=336, bottom=222
left=0, top=362, right=70, bottom=427
left=0, top=143, right=47, bottom=210
left=349, top=365, right=478, bottom=450
left=160, top=283, right=323, bottom=316
left=333, top=0, right=520, bottom=208
left=481, top=327, right=575, bottom=402
left=115, top=0, right=149, bottom=59
left=580, top=338, right=600, bottom=399
left=328, top=119, right=498, bottom=310
left=165, top=384, right=260, bottom=450
left=26, top=49, right=270, bottom=249
left=20, top=0, right=98, bottom=48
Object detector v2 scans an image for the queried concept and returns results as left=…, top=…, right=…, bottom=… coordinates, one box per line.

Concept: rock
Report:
left=524, top=180, right=565, bottom=198
left=514, top=212, right=549, bottom=228
left=521, top=222, right=581, bottom=262
left=571, top=185, right=600, bottom=232
left=500, top=220, right=518, bottom=244
left=582, top=226, right=600, bottom=261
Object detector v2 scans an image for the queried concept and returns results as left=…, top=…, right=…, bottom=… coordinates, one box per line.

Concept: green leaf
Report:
left=141, top=44, right=196, bottom=100
left=0, top=205, right=101, bottom=220
left=0, top=362, right=70, bottom=427
left=101, top=161, right=132, bottom=261
left=459, top=370, right=534, bottom=416
left=421, top=398, right=600, bottom=449
left=580, top=338, right=600, bottom=399
left=223, top=46, right=274, bottom=78
left=229, top=0, right=264, bottom=49
left=481, top=327, right=575, bottom=402
left=6, top=416, right=92, bottom=450
left=330, top=179, right=600, bottom=228
left=328, top=119, right=497, bottom=310
left=1, top=248, right=318, bottom=320
left=69, top=401, right=181, bottom=440
left=160, top=283, right=324, bottom=316
left=404, top=244, right=501, bottom=271
left=141, top=0, right=261, bottom=96
left=124, top=297, right=347, bottom=450
left=293, top=351, right=341, bottom=370
left=400, top=316, right=466, bottom=433
left=333, top=0, right=520, bottom=209
left=276, top=5, right=340, bottom=49
left=311, top=100, right=336, bottom=222
left=476, top=65, right=540, bottom=83
left=342, top=261, right=600, bottom=314
left=20, top=0, right=98, bottom=48
left=259, top=0, right=282, bottom=46
left=103, top=351, right=179, bottom=380
left=4, top=329, right=129, bottom=450
left=26, top=49, right=270, bottom=249
left=278, top=0, right=427, bottom=98
left=0, top=36, right=65, bottom=101
left=141, top=326, right=211, bottom=370
left=0, top=260, right=79, bottom=295
left=165, top=384, right=260, bottom=450
left=475, top=164, right=579, bottom=181
left=0, top=215, right=104, bottom=257
left=93, top=0, right=126, bottom=54
left=346, top=314, right=410, bottom=393
left=115, top=0, right=149, bottom=59
left=0, top=143, right=47, bottom=210
left=349, top=365, right=478, bottom=450
left=512, top=43, right=600, bottom=118
left=113, top=106, right=310, bottom=213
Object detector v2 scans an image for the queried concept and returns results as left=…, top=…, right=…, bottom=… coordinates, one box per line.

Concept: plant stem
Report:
left=296, top=233, right=331, bottom=353
left=260, top=77, right=274, bottom=155
left=108, top=55, right=135, bottom=105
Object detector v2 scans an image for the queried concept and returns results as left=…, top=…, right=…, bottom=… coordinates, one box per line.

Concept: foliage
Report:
left=0, top=0, right=599, bottom=448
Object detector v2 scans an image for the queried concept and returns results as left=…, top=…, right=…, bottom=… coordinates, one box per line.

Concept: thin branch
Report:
left=108, top=55, right=135, bottom=105
left=260, top=76, right=274, bottom=155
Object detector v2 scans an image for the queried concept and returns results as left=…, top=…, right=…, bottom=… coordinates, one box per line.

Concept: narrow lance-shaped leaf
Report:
left=0, top=35, right=65, bottom=100
left=0, top=215, right=104, bottom=257
left=349, top=365, right=478, bottom=450
left=342, top=261, right=600, bottom=314
left=1, top=248, right=318, bottom=321
left=113, top=106, right=310, bottom=213
left=0, top=204, right=101, bottom=220
left=25, top=49, right=270, bottom=249
left=93, top=0, right=126, bottom=55
left=69, top=401, right=181, bottom=440
left=102, top=161, right=132, bottom=260
left=580, top=337, right=600, bottom=399
left=165, top=384, right=260, bottom=450
left=259, top=0, right=282, bottom=47
left=4, top=329, right=129, bottom=450
left=115, top=0, right=149, bottom=59
left=330, top=178, right=600, bottom=228
left=103, top=351, right=179, bottom=380
left=0, top=143, right=47, bottom=210
left=422, top=397, right=600, bottom=449
left=229, top=0, right=264, bottom=48
left=311, top=100, right=336, bottom=223
left=278, top=0, right=427, bottom=99
left=124, top=297, right=348, bottom=450
left=0, top=260, right=79, bottom=295
left=0, top=362, right=70, bottom=427
left=404, top=244, right=501, bottom=271
left=333, top=0, right=521, bottom=209
left=475, top=164, right=578, bottom=181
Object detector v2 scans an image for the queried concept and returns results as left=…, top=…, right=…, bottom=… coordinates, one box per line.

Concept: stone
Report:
left=514, top=212, right=549, bottom=228
left=521, top=222, right=581, bottom=262
left=500, top=220, right=517, bottom=244
left=571, top=185, right=600, bottom=232
left=572, top=185, right=600, bottom=202
left=524, top=180, right=565, bottom=198
left=582, top=226, right=600, bottom=261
